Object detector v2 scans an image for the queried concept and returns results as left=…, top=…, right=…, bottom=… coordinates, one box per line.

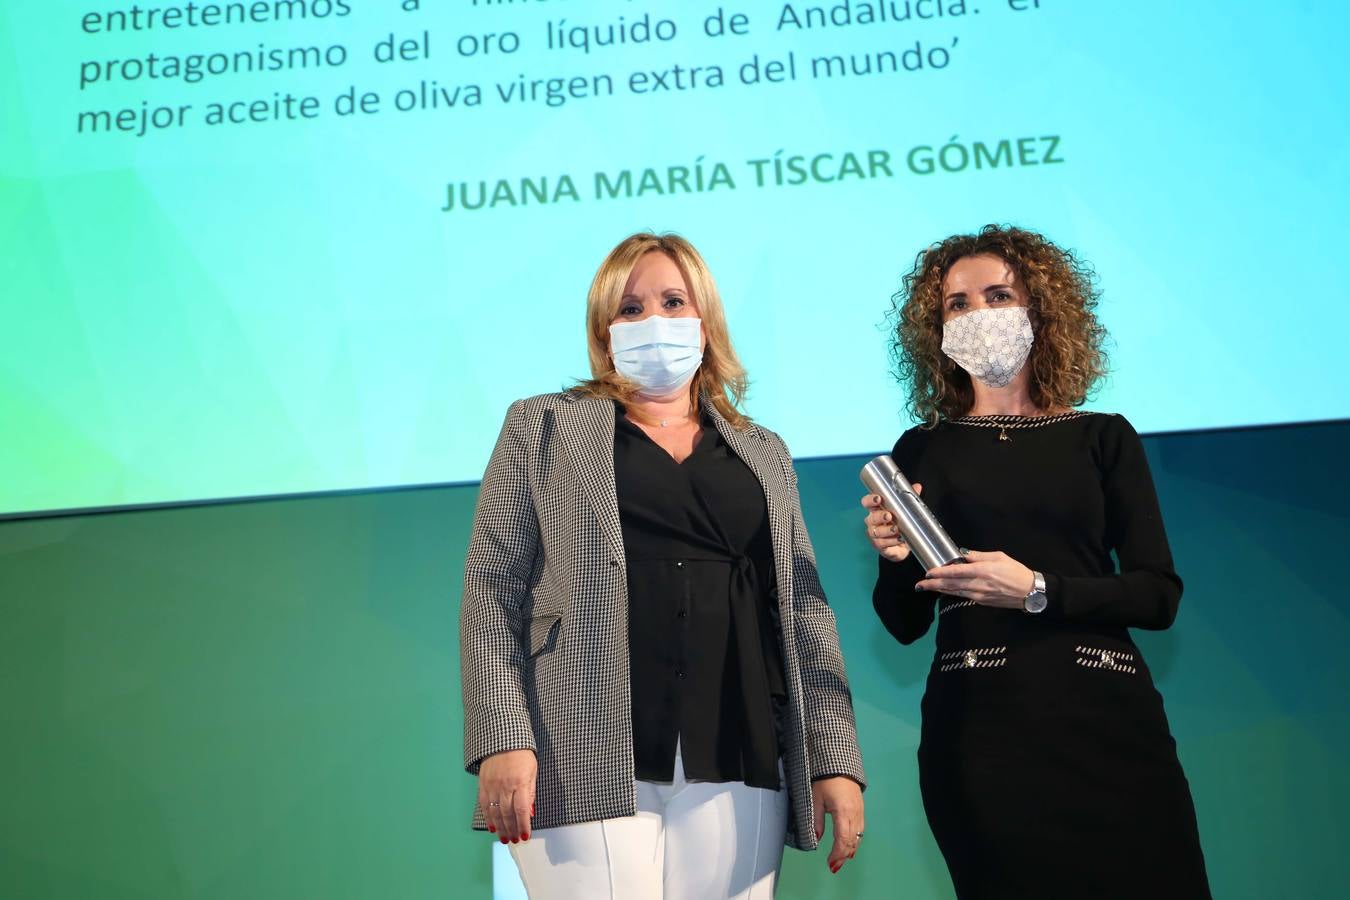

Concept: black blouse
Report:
left=613, top=404, right=785, bottom=790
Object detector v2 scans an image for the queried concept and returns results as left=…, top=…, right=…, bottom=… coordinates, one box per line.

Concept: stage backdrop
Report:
left=2, top=420, right=1348, bottom=899
left=4, top=0, right=1350, bottom=517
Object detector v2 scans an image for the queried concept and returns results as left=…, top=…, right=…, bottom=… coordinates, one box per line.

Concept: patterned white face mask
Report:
left=940, top=307, right=1034, bottom=388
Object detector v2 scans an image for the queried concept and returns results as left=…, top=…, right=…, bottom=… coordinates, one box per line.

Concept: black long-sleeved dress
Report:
left=874, top=411, right=1211, bottom=899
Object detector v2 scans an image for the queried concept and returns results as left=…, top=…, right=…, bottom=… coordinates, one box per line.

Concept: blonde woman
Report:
left=461, top=232, right=865, bottom=899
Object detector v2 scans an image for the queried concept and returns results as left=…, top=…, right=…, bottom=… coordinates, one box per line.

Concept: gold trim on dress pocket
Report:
left=937, top=646, right=1008, bottom=672
left=1074, top=645, right=1137, bottom=674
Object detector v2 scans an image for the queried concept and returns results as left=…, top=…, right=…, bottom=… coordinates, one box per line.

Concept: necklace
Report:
left=949, top=411, right=1092, bottom=442
left=627, top=405, right=694, bottom=429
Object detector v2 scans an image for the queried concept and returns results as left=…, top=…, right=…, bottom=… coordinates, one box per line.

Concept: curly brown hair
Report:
left=890, top=224, right=1108, bottom=426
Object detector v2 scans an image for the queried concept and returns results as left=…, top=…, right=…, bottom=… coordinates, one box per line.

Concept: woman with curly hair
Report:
left=861, top=225, right=1210, bottom=898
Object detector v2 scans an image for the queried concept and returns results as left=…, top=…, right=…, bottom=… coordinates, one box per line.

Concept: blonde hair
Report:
left=575, top=232, right=751, bottom=429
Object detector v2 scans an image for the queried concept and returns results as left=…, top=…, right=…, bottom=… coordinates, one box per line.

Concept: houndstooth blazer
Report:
left=460, top=391, right=865, bottom=850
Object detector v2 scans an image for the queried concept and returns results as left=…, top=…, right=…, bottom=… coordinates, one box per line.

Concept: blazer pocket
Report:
left=527, top=613, right=562, bottom=658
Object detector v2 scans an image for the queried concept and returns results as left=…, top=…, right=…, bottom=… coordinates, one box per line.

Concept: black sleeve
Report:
left=872, top=429, right=937, bottom=645
left=1043, top=415, right=1184, bottom=630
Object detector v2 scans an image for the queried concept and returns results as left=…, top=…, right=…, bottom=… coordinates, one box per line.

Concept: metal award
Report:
left=860, top=455, right=965, bottom=571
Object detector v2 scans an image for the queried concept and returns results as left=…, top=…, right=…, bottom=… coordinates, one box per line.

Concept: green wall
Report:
left=3, top=421, right=1347, bottom=898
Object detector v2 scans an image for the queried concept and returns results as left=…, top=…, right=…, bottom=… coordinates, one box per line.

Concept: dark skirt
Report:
left=917, top=652, right=1211, bottom=899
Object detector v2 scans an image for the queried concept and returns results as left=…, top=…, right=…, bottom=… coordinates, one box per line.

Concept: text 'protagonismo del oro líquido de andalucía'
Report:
left=70, top=0, right=1056, bottom=210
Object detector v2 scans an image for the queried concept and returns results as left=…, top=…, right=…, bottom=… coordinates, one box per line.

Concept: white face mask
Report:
left=608, top=315, right=704, bottom=396
left=940, top=306, right=1034, bottom=388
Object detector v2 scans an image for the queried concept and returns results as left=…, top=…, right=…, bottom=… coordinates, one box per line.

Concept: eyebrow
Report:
left=943, top=283, right=1016, bottom=302
left=621, top=289, right=686, bottom=301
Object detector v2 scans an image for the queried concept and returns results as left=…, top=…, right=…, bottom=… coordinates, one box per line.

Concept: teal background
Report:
left=4, top=0, right=1350, bottom=515
left=4, top=420, right=1348, bottom=898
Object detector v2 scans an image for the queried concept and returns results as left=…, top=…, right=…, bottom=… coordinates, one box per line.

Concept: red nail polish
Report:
left=487, top=825, right=496, bottom=834
left=522, top=833, right=530, bottom=841
left=499, top=837, right=508, bottom=845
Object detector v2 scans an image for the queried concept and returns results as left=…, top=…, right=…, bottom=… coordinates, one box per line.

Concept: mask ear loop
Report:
left=1019, top=305, right=1038, bottom=408
left=1024, top=300, right=1041, bottom=342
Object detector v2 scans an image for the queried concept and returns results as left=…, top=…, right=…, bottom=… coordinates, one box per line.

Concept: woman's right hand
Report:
left=478, top=749, right=537, bottom=843
left=860, top=485, right=921, bottom=563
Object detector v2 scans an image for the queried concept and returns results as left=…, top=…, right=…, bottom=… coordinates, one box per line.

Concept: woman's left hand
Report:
left=916, top=550, right=1035, bottom=609
left=813, top=776, right=864, bottom=874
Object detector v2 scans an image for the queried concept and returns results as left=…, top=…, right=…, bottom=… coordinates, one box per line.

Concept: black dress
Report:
left=873, top=412, right=1211, bottom=900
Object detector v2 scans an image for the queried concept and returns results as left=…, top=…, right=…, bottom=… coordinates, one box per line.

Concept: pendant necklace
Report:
left=629, top=406, right=692, bottom=429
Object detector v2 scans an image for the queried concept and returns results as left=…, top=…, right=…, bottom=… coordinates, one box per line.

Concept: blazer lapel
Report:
left=556, top=393, right=627, bottom=566
left=706, top=402, right=796, bottom=611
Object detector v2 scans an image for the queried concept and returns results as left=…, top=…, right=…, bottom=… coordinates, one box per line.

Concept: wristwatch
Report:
left=1023, top=571, right=1048, bottom=614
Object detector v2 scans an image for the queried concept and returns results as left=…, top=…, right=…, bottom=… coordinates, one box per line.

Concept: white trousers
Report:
left=509, top=747, right=788, bottom=900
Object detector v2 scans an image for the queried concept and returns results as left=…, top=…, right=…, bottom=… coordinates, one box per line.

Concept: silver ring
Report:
left=487, top=801, right=500, bottom=807
left=856, top=832, right=864, bottom=839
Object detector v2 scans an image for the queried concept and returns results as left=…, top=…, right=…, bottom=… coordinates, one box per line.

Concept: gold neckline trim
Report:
left=949, top=411, right=1094, bottom=428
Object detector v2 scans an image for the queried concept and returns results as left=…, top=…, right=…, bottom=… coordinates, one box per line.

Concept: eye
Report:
left=618, top=302, right=641, bottom=317
left=991, top=290, right=1013, bottom=302
left=947, top=298, right=967, bottom=311
left=663, top=295, right=686, bottom=309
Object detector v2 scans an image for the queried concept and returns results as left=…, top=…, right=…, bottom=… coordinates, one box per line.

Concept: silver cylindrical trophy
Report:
left=860, top=455, right=965, bottom=571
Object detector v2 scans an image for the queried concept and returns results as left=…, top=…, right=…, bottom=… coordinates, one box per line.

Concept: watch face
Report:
left=1025, top=592, right=1048, bottom=614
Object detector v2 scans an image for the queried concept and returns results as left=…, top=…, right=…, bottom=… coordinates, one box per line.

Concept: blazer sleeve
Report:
left=460, top=400, right=542, bottom=774
left=1042, top=414, right=1184, bottom=630
left=770, top=432, right=867, bottom=789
